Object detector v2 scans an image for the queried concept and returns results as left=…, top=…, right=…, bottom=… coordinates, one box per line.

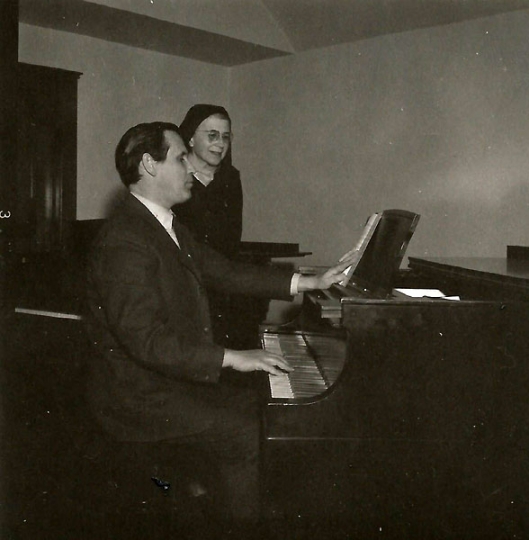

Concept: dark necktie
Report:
left=171, top=215, right=182, bottom=249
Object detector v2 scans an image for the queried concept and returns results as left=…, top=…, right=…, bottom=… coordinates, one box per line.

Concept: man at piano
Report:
left=84, top=121, right=353, bottom=534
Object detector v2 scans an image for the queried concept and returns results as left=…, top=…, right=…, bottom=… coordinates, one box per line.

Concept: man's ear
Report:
left=140, top=153, right=157, bottom=177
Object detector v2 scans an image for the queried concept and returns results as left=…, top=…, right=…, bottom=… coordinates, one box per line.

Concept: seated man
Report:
left=84, top=121, right=353, bottom=534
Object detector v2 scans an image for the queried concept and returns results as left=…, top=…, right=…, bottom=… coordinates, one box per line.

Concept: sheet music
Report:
left=339, top=213, right=382, bottom=286
left=394, top=288, right=461, bottom=301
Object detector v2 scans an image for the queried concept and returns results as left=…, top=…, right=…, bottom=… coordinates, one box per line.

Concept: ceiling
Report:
left=19, top=0, right=529, bottom=66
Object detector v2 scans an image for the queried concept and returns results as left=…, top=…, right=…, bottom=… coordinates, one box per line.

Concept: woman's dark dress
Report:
left=176, top=162, right=245, bottom=348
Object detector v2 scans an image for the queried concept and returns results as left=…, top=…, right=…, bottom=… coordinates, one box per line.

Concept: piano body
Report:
left=260, top=213, right=529, bottom=538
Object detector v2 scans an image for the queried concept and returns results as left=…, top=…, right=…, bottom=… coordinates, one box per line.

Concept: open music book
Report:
left=300, top=209, right=420, bottom=298
left=338, top=213, right=382, bottom=286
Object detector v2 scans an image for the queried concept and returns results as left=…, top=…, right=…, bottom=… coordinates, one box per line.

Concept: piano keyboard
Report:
left=262, top=332, right=345, bottom=400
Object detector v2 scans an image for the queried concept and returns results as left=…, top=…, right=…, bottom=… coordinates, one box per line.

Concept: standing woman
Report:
left=176, top=104, right=243, bottom=347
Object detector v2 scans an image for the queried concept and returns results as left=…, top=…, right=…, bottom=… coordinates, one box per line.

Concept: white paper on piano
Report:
left=394, top=288, right=461, bottom=300
left=338, top=212, right=382, bottom=286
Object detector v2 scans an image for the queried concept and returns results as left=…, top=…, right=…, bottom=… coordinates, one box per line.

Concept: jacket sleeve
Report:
left=186, top=229, right=295, bottom=299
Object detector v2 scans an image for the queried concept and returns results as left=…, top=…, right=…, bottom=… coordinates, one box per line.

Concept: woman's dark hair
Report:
left=115, top=121, right=181, bottom=186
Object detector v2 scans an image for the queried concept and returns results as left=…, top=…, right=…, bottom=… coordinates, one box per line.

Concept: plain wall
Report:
left=18, top=11, right=529, bottom=265
left=19, top=23, right=230, bottom=220
left=231, top=10, right=529, bottom=265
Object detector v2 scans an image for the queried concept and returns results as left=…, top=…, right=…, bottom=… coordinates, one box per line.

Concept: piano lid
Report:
left=345, top=209, right=420, bottom=297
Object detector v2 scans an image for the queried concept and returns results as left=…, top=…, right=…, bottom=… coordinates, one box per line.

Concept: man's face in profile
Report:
left=154, top=130, right=194, bottom=206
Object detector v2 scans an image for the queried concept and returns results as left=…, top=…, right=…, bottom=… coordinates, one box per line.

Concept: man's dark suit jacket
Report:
left=85, top=194, right=293, bottom=442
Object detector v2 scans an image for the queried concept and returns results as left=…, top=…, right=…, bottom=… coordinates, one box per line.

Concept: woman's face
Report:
left=189, top=114, right=231, bottom=170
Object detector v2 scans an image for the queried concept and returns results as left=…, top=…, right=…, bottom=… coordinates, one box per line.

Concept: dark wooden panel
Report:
left=507, top=245, right=529, bottom=260
left=263, top=286, right=529, bottom=537
left=15, top=63, right=80, bottom=254
left=0, top=0, right=19, bottom=306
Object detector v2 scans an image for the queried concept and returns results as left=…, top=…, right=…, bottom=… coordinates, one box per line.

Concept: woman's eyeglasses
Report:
left=195, top=130, right=233, bottom=144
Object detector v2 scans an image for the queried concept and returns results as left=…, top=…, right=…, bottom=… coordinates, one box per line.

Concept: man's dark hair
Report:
left=115, top=122, right=181, bottom=186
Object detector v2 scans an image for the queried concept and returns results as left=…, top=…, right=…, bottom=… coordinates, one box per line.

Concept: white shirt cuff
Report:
left=290, top=273, right=301, bottom=296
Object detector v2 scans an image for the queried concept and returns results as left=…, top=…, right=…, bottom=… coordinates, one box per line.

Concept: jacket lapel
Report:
left=124, top=194, right=203, bottom=284
left=170, top=217, right=202, bottom=281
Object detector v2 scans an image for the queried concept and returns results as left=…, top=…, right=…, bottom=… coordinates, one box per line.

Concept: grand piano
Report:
left=6, top=213, right=529, bottom=538
left=260, top=211, right=529, bottom=539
